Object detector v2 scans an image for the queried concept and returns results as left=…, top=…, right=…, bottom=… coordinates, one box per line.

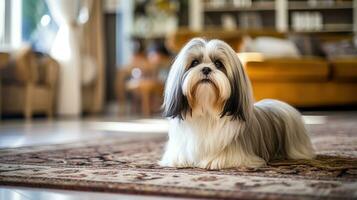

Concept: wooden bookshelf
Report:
left=190, top=0, right=357, bottom=33
left=288, top=0, right=354, bottom=32
left=202, top=0, right=276, bottom=29
left=204, top=1, right=275, bottom=12
left=289, top=1, right=353, bottom=10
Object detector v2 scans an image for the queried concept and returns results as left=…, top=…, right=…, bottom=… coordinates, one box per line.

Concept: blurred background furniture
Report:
left=242, top=53, right=357, bottom=106
left=0, top=52, right=10, bottom=119
left=167, top=29, right=357, bottom=107
left=200, top=0, right=354, bottom=33
left=1, top=0, right=104, bottom=118
left=241, top=32, right=357, bottom=106
left=117, top=61, right=163, bottom=116
left=0, top=47, right=59, bottom=119
left=116, top=38, right=171, bottom=116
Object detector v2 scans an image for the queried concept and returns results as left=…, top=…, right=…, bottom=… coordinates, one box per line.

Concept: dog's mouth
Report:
left=199, top=78, right=213, bottom=84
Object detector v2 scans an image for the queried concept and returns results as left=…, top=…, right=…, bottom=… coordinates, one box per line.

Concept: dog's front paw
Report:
left=240, top=156, right=266, bottom=168
left=199, top=155, right=267, bottom=170
left=159, top=158, right=192, bottom=168
left=199, top=157, right=228, bottom=170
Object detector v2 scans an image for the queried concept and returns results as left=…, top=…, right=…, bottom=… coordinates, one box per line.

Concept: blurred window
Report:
left=0, top=0, right=57, bottom=52
left=22, top=0, right=58, bottom=52
left=0, top=0, right=20, bottom=49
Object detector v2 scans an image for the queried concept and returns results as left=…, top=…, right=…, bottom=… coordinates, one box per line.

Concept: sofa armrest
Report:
left=329, top=58, right=357, bottom=81
left=12, top=46, right=39, bottom=84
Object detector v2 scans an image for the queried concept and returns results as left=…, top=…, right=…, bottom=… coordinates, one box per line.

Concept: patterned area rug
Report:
left=0, top=119, right=357, bottom=199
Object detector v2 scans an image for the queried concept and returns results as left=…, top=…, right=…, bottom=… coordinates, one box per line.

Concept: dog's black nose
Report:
left=202, top=67, right=212, bottom=75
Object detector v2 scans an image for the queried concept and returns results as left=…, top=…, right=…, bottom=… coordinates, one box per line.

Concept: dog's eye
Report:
left=214, top=60, right=224, bottom=69
left=190, top=59, right=200, bottom=68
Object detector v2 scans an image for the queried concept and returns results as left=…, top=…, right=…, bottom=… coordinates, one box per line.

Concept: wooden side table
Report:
left=126, top=79, right=164, bottom=116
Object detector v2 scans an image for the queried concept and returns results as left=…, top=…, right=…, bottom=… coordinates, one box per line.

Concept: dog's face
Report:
left=163, top=38, right=253, bottom=120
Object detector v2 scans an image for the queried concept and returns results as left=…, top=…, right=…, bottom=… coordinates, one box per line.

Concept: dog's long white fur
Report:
left=160, top=38, right=315, bottom=169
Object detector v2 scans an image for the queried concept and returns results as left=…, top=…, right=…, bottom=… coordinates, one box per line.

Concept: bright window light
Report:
left=131, top=68, right=142, bottom=79
left=87, top=120, right=169, bottom=133
left=10, top=0, right=22, bottom=48
left=0, top=0, right=4, bottom=45
left=40, top=14, right=51, bottom=27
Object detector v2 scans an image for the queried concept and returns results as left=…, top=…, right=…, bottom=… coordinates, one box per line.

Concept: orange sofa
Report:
left=241, top=54, right=357, bottom=106
left=167, top=29, right=357, bottom=107
left=0, top=47, right=59, bottom=119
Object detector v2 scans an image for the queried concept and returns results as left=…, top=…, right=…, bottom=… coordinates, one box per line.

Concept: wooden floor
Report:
left=0, top=111, right=356, bottom=200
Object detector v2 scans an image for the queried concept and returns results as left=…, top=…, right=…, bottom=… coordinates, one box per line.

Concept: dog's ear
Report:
left=162, top=79, right=190, bottom=119
left=217, top=41, right=254, bottom=121
left=163, top=38, right=206, bottom=119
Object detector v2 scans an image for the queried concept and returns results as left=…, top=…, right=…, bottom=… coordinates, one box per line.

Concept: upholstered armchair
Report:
left=0, top=47, right=59, bottom=119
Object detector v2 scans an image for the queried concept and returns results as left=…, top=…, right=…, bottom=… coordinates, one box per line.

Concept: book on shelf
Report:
left=239, top=12, right=263, bottom=29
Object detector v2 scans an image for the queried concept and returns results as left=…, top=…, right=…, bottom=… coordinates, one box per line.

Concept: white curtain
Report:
left=0, top=0, right=4, bottom=45
left=46, top=0, right=81, bottom=116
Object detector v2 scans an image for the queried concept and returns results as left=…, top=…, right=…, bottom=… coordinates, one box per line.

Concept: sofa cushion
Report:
left=330, top=58, right=357, bottom=81
left=241, top=36, right=301, bottom=58
left=288, top=34, right=325, bottom=57
left=245, top=57, right=329, bottom=82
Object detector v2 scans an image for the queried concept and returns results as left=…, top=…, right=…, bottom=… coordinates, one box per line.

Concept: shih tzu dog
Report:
left=159, top=38, right=315, bottom=169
